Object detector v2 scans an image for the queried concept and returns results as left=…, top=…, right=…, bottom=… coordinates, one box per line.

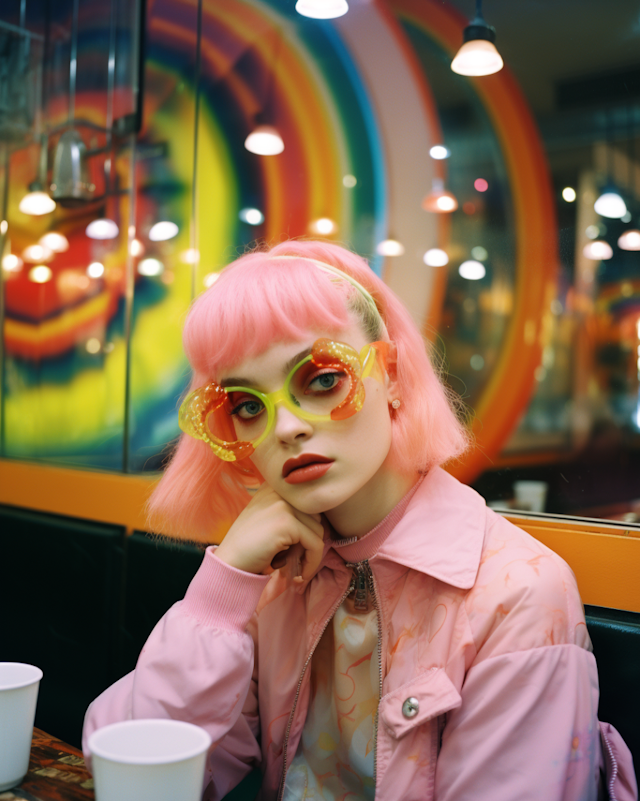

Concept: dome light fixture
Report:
left=562, top=187, right=576, bottom=202
left=376, top=239, right=405, bottom=257
left=19, top=190, right=56, bottom=216
left=422, top=178, right=458, bottom=213
left=451, top=0, right=503, bottom=77
left=86, top=218, right=119, bottom=240
left=594, top=190, right=627, bottom=219
left=239, top=207, right=265, bottom=225
left=429, top=145, right=450, bottom=160
left=138, top=258, right=164, bottom=276
left=2, top=254, right=23, bottom=272
left=295, top=0, right=348, bottom=17
left=149, top=221, right=179, bottom=241
left=583, top=240, right=613, bottom=260
left=23, top=244, right=54, bottom=263
left=423, top=248, right=449, bottom=267
left=459, top=260, right=486, bottom=280
left=244, top=125, right=284, bottom=156
left=618, top=230, right=640, bottom=251
left=309, top=217, right=338, bottom=236
left=28, top=265, right=53, bottom=283
left=39, top=232, right=69, bottom=253
left=87, top=261, right=105, bottom=278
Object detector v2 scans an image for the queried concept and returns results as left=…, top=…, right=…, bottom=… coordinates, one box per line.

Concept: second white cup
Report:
left=0, top=662, right=43, bottom=792
left=88, top=718, right=211, bottom=801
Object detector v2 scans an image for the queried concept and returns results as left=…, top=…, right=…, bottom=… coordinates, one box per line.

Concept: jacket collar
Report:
left=328, top=467, right=486, bottom=590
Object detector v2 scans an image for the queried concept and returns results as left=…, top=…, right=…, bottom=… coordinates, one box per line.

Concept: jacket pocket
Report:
left=379, top=667, right=462, bottom=739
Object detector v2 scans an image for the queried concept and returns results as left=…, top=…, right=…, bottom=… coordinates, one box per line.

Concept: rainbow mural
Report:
left=2, top=0, right=557, bottom=485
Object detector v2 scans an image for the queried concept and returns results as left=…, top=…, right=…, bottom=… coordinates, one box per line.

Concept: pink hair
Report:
left=147, top=240, right=469, bottom=542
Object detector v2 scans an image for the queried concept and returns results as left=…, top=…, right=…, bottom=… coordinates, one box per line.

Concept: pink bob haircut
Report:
left=147, top=239, right=470, bottom=542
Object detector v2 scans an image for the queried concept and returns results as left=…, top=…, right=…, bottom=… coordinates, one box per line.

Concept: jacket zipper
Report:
left=277, top=559, right=383, bottom=801
left=345, top=560, right=383, bottom=793
left=601, top=725, right=618, bottom=801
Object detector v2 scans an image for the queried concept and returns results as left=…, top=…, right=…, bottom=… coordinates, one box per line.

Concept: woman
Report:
left=83, top=240, right=636, bottom=801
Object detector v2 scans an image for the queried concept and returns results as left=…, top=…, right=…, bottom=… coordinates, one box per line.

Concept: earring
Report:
left=391, top=399, right=401, bottom=410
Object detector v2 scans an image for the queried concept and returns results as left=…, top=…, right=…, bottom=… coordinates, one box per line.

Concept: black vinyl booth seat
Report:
left=1, top=504, right=638, bottom=794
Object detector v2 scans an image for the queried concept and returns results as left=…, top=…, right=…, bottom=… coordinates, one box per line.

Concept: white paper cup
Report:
left=89, top=719, right=211, bottom=801
left=513, top=480, right=548, bottom=513
left=0, top=662, right=43, bottom=792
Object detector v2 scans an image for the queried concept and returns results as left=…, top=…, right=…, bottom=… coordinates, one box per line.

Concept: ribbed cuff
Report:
left=182, top=547, right=271, bottom=632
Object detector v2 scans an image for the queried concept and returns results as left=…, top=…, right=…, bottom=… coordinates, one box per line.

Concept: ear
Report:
left=384, top=342, right=400, bottom=404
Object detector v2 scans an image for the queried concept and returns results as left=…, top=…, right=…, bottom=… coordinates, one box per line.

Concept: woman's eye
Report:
left=230, top=398, right=265, bottom=420
left=306, top=371, right=345, bottom=394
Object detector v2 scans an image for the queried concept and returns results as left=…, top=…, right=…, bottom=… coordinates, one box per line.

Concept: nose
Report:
left=272, top=403, right=313, bottom=445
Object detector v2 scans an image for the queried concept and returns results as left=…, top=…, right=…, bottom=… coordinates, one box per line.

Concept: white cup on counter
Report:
left=88, top=718, right=211, bottom=801
left=0, top=662, right=43, bottom=791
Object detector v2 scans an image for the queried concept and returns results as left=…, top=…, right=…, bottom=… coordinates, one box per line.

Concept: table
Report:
left=1, top=728, right=93, bottom=801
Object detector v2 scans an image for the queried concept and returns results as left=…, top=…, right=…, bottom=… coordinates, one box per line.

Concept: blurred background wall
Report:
left=1, top=0, right=640, bottom=525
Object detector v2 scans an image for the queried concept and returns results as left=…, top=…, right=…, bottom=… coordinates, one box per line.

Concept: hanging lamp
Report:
left=19, top=135, right=56, bottom=216
left=245, top=33, right=285, bottom=156
left=594, top=108, right=627, bottom=219
left=451, top=0, right=503, bottom=77
left=617, top=105, right=640, bottom=249
left=422, top=178, right=458, bottom=213
left=295, top=0, right=348, bottom=19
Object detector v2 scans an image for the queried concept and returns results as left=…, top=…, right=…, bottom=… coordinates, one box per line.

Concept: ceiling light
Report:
left=562, top=187, right=576, bottom=202
left=39, top=232, right=69, bottom=253
left=28, top=265, right=53, bottom=283
left=23, top=244, right=54, bottom=263
left=179, top=248, right=199, bottom=264
left=138, top=258, right=164, bottom=276
left=295, top=0, right=348, bottom=18
left=0, top=220, right=7, bottom=234
left=19, top=191, right=56, bottom=216
left=429, top=145, right=450, bottom=160
left=582, top=240, right=613, bottom=260
left=244, top=125, right=284, bottom=156
left=618, top=230, right=640, bottom=251
left=149, top=221, right=179, bottom=241
left=594, top=190, right=627, bottom=219
left=239, top=207, right=264, bottom=225
left=129, top=239, right=144, bottom=257
left=422, top=178, right=458, bottom=213
left=451, top=2, right=503, bottom=77
left=459, top=260, right=486, bottom=280
left=51, top=129, right=92, bottom=207
left=471, top=246, right=488, bottom=261
left=343, top=174, right=357, bottom=188
left=86, top=219, right=119, bottom=240
left=376, top=239, right=405, bottom=257
left=423, top=249, right=449, bottom=267
left=87, top=261, right=105, bottom=278
left=2, top=254, right=23, bottom=272
left=309, top=217, right=338, bottom=235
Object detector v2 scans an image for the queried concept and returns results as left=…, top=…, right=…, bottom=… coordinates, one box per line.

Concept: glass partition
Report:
left=1, top=0, right=639, bottom=527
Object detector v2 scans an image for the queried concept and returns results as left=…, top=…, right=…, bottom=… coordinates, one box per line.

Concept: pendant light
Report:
left=594, top=108, right=627, bottom=219
left=245, top=33, right=285, bottom=156
left=86, top=0, right=120, bottom=239
left=376, top=239, right=405, bottom=257
left=451, top=0, right=503, bottom=77
left=295, top=0, right=348, bottom=19
left=422, top=178, right=458, bottom=213
left=51, top=0, right=92, bottom=207
left=19, top=135, right=56, bottom=216
left=617, top=105, right=640, bottom=250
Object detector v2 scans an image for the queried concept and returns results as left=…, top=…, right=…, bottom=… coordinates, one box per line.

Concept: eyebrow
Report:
left=219, top=346, right=314, bottom=389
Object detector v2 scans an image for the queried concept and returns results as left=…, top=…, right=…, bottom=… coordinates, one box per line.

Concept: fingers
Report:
left=293, top=522, right=325, bottom=581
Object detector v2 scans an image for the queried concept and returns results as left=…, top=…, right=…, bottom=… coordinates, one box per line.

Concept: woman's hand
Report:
left=214, top=484, right=325, bottom=583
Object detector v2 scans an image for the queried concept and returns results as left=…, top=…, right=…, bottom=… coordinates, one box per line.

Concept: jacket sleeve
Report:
left=82, top=547, right=271, bottom=801
left=435, top=516, right=604, bottom=801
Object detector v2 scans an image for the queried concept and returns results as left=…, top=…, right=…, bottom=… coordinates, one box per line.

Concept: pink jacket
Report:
left=83, top=467, right=637, bottom=801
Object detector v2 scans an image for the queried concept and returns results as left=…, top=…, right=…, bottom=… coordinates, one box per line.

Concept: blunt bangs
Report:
left=183, top=253, right=354, bottom=380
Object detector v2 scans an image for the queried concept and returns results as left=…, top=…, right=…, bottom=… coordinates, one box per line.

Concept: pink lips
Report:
left=283, top=454, right=334, bottom=484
